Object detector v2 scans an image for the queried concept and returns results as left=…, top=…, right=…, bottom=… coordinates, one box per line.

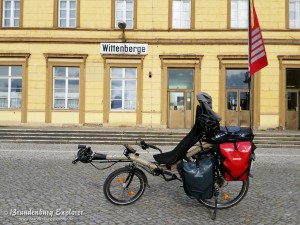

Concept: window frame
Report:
left=54, top=0, right=80, bottom=28
left=110, top=67, right=137, bottom=112
left=0, top=65, right=22, bottom=109
left=103, top=56, right=144, bottom=125
left=278, top=55, right=300, bottom=129
left=217, top=55, right=260, bottom=128
left=159, top=55, right=203, bottom=126
left=170, top=0, right=193, bottom=30
left=0, top=0, right=23, bottom=28
left=52, top=66, right=80, bottom=110
left=229, top=0, right=248, bottom=29
left=0, top=53, right=30, bottom=123
left=288, top=0, right=300, bottom=29
left=111, top=0, right=137, bottom=29
left=44, top=54, right=87, bottom=123
left=169, top=0, right=195, bottom=30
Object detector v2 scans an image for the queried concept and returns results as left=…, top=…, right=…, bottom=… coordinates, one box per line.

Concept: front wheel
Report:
left=197, top=178, right=249, bottom=209
left=103, top=166, right=147, bottom=205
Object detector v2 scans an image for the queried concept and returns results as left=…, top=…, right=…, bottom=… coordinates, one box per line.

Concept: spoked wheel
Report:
left=103, top=167, right=147, bottom=205
left=198, top=177, right=249, bottom=209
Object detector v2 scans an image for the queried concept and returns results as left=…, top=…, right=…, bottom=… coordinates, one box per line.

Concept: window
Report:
left=115, top=0, right=134, bottom=29
left=44, top=54, right=87, bottom=123
left=231, top=0, right=248, bottom=29
left=53, top=66, right=79, bottom=109
left=172, top=0, right=191, bottom=29
left=168, top=69, right=193, bottom=89
left=2, top=0, right=20, bottom=27
left=226, top=69, right=249, bottom=89
left=58, top=0, right=77, bottom=28
left=110, top=68, right=137, bottom=111
left=290, top=0, right=300, bottom=28
left=0, top=65, right=22, bottom=108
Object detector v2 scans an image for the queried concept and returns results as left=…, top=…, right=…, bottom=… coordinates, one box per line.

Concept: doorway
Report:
left=286, top=69, right=300, bottom=130
left=286, top=90, right=300, bottom=130
left=167, top=69, right=194, bottom=128
left=225, top=69, right=250, bottom=127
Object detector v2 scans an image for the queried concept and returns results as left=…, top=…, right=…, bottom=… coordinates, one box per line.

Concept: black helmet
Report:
left=197, top=113, right=220, bottom=137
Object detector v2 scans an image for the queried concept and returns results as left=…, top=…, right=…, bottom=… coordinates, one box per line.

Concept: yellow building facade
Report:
left=0, top=0, right=299, bottom=130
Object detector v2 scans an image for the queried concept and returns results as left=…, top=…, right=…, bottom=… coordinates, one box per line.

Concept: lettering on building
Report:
left=100, top=43, right=148, bottom=55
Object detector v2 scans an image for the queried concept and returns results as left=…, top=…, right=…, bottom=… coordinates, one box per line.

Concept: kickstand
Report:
left=211, top=189, right=219, bottom=220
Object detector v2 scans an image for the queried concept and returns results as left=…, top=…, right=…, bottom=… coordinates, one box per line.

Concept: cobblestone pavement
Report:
left=0, top=143, right=299, bottom=225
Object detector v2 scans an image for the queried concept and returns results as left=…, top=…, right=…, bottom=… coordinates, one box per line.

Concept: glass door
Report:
left=169, top=92, right=184, bottom=128
left=286, top=90, right=299, bottom=130
left=167, top=69, right=194, bottom=128
left=225, top=69, right=250, bottom=127
left=226, top=90, right=250, bottom=126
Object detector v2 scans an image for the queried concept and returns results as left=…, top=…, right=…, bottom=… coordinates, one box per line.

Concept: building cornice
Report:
left=0, top=37, right=299, bottom=45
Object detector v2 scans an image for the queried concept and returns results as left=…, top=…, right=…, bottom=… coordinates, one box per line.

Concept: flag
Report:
left=249, top=0, right=268, bottom=76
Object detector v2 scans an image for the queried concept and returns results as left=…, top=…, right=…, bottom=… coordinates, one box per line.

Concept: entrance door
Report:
left=167, top=68, right=194, bottom=128
left=225, top=69, right=250, bottom=127
left=226, top=90, right=250, bottom=126
left=168, top=91, right=193, bottom=128
left=286, top=69, right=300, bottom=130
left=286, top=90, right=299, bottom=130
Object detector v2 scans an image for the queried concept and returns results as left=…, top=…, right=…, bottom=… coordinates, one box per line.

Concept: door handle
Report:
left=296, top=107, right=298, bottom=112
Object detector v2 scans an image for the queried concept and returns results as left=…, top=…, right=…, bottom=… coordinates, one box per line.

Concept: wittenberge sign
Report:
left=100, top=43, right=148, bottom=55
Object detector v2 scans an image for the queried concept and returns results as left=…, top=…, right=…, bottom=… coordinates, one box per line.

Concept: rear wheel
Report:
left=103, top=167, right=147, bottom=205
left=197, top=176, right=249, bottom=209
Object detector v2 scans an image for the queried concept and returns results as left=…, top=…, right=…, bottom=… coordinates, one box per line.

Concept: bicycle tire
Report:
left=103, top=167, right=147, bottom=205
left=197, top=177, right=250, bottom=209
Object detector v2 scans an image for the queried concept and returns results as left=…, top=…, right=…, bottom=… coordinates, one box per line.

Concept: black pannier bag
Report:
left=206, top=126, right=254, bottom=144
left=181, top=157, right=214, bottom=199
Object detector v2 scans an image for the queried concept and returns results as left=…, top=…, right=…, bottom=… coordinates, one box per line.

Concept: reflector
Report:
left=117, top=178, right=124, bottom=183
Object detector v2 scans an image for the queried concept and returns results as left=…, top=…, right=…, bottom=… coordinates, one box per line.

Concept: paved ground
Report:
left=0, top=143, right=299, bottom=225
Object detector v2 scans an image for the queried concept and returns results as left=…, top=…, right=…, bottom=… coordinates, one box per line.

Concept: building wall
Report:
left=0, top=0, right=299, bottom=129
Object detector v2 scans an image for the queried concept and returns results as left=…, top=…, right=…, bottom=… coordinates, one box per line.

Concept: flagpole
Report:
left=248, top=0, right=251, bottom=74
left=248, top=0, right=253, bottom=130
left=248, top=0, right=268, bottom=130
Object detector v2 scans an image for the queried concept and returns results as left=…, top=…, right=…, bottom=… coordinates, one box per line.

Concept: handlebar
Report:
left=139, top=140, right=162, bottom=153
left=73, top=140, right=162, bottom=165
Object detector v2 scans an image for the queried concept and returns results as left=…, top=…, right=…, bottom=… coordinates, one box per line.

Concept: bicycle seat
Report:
left=153, top=98, right=221, bottom=165
left=153, top=124, right=202, bottom=165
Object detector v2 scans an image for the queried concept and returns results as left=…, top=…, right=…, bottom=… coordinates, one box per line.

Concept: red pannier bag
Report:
left=220, top=141, right=253, bottom=181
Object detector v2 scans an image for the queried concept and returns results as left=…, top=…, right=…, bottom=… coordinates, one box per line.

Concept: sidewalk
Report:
left=1, top=144, right=299, bottom=225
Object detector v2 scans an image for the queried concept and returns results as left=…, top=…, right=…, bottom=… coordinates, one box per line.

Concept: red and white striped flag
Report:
left=249, top=0, right=268, bottom=76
